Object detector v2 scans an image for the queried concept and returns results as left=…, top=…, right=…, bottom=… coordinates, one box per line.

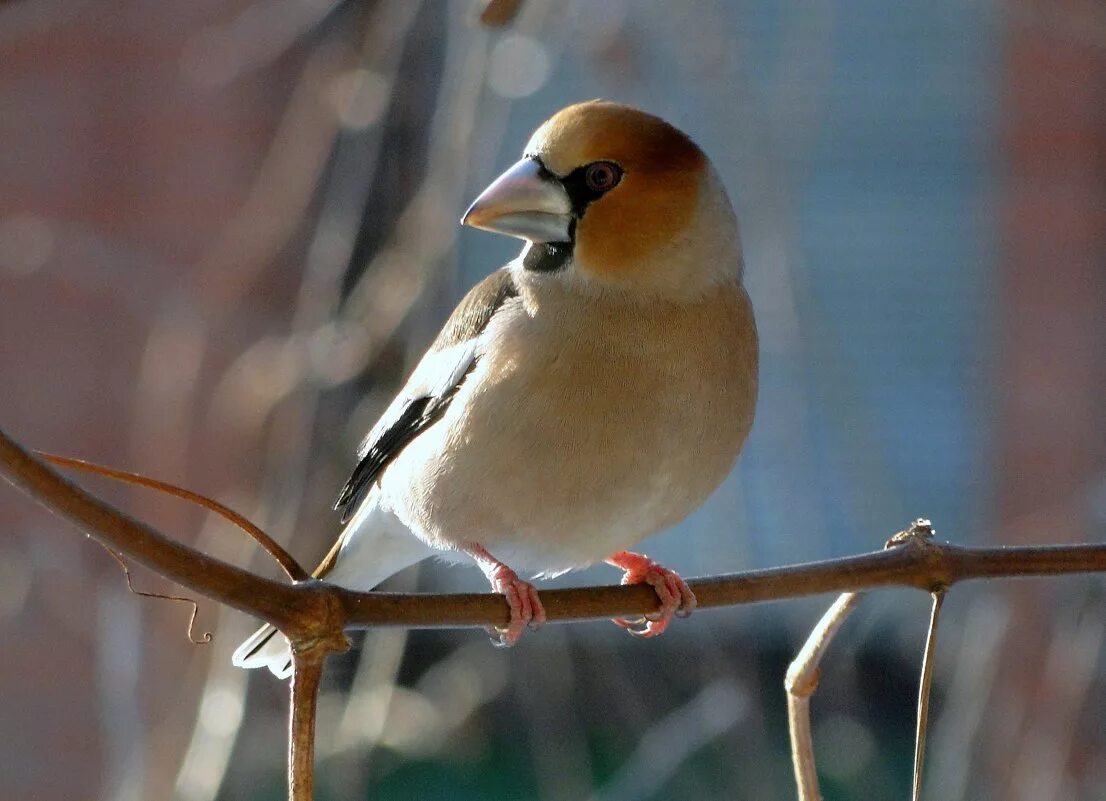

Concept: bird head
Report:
left=462, top=101, right=742, bottom=301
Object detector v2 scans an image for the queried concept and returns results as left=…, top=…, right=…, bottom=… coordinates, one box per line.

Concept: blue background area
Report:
left=453, top=0, right=996, bottom=580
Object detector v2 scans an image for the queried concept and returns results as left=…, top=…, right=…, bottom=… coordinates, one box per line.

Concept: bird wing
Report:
left=333, top=267, right=519, bottom=523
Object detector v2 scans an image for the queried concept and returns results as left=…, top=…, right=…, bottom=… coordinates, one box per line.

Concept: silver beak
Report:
left=461, top=157, right=573, bottom=243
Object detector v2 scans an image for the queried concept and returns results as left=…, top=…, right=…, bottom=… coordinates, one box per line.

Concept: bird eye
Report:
left=584, top=161, right=622, bottom=193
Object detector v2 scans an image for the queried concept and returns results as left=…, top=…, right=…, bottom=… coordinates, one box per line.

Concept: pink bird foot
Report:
left=606, top=550, right=697, bottom=638
left=464, top=543, right=546, bottom=647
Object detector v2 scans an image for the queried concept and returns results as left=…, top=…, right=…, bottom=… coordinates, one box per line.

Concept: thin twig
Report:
left=103, top=547, right=213, bottom=645
left=913, top=590, right=945, bottom=801
left=38, top=451, right=310, bottom=582
left=0, top=430, right=307, bottom=632
left=784, top=592, right=865, bottom=801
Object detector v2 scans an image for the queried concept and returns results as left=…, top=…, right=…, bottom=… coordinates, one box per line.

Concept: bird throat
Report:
left=523, top=242, right=572, bottom=273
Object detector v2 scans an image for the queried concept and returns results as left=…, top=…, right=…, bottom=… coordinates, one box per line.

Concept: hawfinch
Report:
left=234, top=101, right=758, bottom=678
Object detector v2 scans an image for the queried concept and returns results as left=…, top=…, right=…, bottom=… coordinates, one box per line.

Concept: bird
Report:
left=233, top=101, right=758, bottom=678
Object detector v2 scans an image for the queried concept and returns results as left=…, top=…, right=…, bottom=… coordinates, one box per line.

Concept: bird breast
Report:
left=380, top=278, right=758, bottom=573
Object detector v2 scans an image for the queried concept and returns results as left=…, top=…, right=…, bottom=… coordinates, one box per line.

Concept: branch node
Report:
left=784, top=665, right=821, bottom=698
left=886, top=518, right=936, bottom=549
left=287, top=581, right=351, bottom=660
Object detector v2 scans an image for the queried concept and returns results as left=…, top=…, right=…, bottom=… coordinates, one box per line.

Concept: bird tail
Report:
left=232, top=623, right=293, bottom=678
left=231, top=492, right=431, bottom=679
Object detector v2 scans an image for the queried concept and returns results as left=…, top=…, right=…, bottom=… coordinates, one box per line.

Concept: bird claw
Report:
left=611, top=614, right=674, bottom=638
left=485, top=625, right=515, bottom=648
left=464, top=543, right=546, bottom=647
left=487, top=564, right=546, bottom=647
left=609, top=553, right=696, bottom=638
left=611, top=615, right=657, bottom=638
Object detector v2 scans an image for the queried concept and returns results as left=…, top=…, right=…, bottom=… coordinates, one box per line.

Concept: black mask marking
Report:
left=521, top=157, right=622, bottom=274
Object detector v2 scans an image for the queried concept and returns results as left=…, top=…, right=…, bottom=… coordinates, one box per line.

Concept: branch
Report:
left=785, top=592, right=864, bottom=801
left=288, top=651, right=326, bottom=801
left=335, top=535, right=1106, bottom=629
left=6, top=426, right=1106, bottom=801
left=0, top=428, right=316, bottom=636
left=4, top=428, right=1106, bottom=637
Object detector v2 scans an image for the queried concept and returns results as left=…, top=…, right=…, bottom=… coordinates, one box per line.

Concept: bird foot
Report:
left=464, top=543, right=546, bottom=647
left=485, top=564, right=546, bottom=647
left=607, top=551, right=696, bottom=638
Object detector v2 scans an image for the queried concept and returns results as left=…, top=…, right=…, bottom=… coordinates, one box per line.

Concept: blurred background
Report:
left=1, top=0, right=1104, bottom=799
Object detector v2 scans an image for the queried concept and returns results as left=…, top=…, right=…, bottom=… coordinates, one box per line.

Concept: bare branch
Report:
left=0, top=428, right=308, bottom=633
left=6, top=427, right=1106, bottom=638
left=288, top=652, right=327, bottom=801
left=335, top=539, right=1106, bottom=630
left=785, top=592, right=865, bottom=801
left=6, top=427, right=1106, bottom=801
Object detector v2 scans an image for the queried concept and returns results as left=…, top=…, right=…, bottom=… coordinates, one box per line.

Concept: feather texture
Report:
left=334, top=269, right=519, bottom=521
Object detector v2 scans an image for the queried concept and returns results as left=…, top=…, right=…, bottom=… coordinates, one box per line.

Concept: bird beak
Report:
left=461, top=158, right=573, bottom=243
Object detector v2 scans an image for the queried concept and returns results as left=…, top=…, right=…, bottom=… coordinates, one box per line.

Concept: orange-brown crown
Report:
left=526, top=101, right=705, bottom=179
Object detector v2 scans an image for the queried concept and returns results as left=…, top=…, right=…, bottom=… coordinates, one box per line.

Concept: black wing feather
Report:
left=333, top=269, right=518, bottom=523
left=334, top=395, right=447, bottom=522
